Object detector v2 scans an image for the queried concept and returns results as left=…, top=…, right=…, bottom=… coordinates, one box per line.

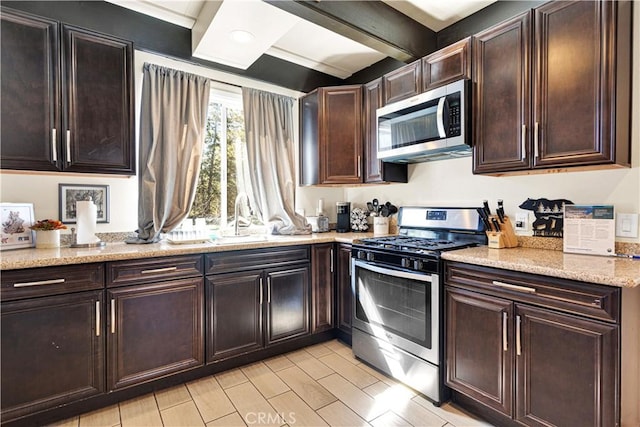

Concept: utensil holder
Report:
left=486, top=215, right=518, bottom=249
left=373, top=216, right=389, bottom=235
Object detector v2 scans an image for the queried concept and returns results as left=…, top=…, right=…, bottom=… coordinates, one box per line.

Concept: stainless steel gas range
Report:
left=351, top=206, right=486, bottom=405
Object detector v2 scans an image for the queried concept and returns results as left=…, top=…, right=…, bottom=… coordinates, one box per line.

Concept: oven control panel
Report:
left=354, top=248, right=439, bottom=274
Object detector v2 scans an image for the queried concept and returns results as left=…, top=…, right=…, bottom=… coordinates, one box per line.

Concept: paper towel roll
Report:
left=76, top=200, right=100, bottom=244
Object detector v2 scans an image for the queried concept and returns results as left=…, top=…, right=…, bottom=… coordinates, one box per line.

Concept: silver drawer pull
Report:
left=96, top=301, right=101, bottom=337
left=111, top=299, right=116, bottom=334
left=66, top=130, right=71, bottom=163
left=141, top=266, right=178, bottom=274
left=14, top=278, right=65, bottom=288
left=502, top=312, right=508, bottom=352
left=51, top=128, right=58, bottom=162
left=492, top=280, right=536, bottom=294
left=516, top=315, right=522, bottom=356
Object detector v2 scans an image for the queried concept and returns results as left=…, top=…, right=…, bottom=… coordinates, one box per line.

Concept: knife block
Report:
left=486, top=215, right=519, bottom=249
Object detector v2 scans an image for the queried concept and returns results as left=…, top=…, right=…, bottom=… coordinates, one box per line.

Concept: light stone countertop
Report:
left=442, top=246, right=640, bottom=288
left=0, top=231, right=371, bottom=271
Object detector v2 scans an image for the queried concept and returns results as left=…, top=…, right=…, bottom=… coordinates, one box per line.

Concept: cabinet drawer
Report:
left=206, top=246, right=309, bottom=275
left=446, top=262, right=620, bottom=323
left=1, top=263, right=104, bottom=301
left=107, top=255, right=203, bottom=287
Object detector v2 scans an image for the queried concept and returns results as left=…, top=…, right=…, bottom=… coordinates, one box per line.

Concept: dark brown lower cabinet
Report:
left=445, top=262, right=620, bottom=427
left=1, top=290, right=105, bottom=422
left=311, top=243, right=334, bottom=333
left=336, top=244, right=352, bottom=339
left=206, top=263, right=310, bottom=362
left=107, top=278, right=204, bottom=390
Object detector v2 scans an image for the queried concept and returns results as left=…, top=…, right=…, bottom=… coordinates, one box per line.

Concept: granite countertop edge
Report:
left=441, top=246, right=640, bottom=289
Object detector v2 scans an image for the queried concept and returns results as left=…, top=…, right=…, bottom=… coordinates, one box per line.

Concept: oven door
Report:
left=352, top=259, right=439, bottom=365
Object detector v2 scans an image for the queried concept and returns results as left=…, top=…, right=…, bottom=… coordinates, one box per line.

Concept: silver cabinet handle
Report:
left=66, top=130, right=71, bottom=163
left=516, top=315, right=522, bottom=356
left=96, top=300, right=101, bottom=337
left=357, top=156, right=362, bottom=178
left=521, top=125, right=526, bottom=160
left=141, top=266, right=177, bottom=274
left=502, top=312, right=508, bottom=352
left=492, top=280, right=536, bottom=294
left=267, top=276, right=272, bottom=303
left=51, top=128, right=58, bottom=162
left=14, top=278, right=65, bottom=288
left=110, top=299, right=116, bottom=334
left=259, top=277, right=263, bottom=305
left=533, top=122, right=539, bottom=159
left=330, top=248, right=334, bottom=273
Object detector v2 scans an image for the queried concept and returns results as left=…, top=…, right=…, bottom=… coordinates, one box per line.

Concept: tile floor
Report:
left=50, top=340, right=494, bottom=427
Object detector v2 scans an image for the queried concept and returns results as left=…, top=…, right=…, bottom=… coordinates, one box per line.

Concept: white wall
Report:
left=0, top=50, right=305, bottom=234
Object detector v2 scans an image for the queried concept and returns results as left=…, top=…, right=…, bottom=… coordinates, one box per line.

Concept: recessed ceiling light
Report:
left=229, top=30, right=255, bottom=44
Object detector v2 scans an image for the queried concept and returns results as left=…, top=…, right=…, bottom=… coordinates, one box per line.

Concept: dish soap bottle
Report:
left=317, top=199, right=329, bottom=232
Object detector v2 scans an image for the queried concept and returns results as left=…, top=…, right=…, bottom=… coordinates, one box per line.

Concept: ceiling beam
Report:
left=265, top=0, right=437, bottom=63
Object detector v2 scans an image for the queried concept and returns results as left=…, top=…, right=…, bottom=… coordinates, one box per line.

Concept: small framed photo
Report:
left=59, top=184, right=110, bottom=224
left=1, top=203, right=36, bottom=250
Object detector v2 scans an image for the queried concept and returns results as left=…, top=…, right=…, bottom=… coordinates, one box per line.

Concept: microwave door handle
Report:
left=436, top=96, right=447, bottom=138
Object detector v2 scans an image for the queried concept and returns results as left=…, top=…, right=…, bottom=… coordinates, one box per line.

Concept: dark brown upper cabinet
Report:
left=363, top=79, right=407, bottom=183
left=300, top=85, right=363, bottom=185
left=0, top=8, right=135, bottom=175
left=382, top=59, right=422, bottom=105
left=422, top=37, right=472, bottom=92
left=473, top=1, right=632, bottom=175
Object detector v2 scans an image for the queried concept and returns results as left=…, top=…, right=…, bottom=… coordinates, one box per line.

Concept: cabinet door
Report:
left=363, top=79, right=408, bottom=184
left=422, top=37, right=471, bottom=91
left=311, top=244, right=334, bottom=333
left=107, top=278, right=204, bottom=390
left=0, top=8, right=60, bottom=172
left=62, top=25, right=134, bottom=175
left=336, top=244, right=353, bottom=336
left=446, top=287, right=513, bottom=417
left=319, top=86, right=363, bottom=184
left=533, top=1, right=618, bottom=168
left=266, top=264, right=310, bottom=345
left=206, top=271, right=263, bottom=362
left=1, top=291, right=104, bottom=422
left=383, top=60, right=422, bottom=104
left=515, top=304, right=618, bottom=427
left=473, top=12, right=532, bottom=174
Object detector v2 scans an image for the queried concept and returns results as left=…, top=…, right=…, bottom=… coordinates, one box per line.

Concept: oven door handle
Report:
left=354, top=259, right=435, bottom=283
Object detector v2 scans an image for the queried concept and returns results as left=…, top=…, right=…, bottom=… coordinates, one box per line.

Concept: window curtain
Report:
left=127, top=63, right=211, bottom=243
left=242, top=87, right=311, bottom=235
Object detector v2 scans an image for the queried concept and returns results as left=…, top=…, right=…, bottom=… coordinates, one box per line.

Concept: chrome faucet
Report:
left=234, top=192, right=249, bottom=236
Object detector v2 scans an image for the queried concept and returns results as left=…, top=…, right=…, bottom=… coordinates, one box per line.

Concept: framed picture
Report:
left=1, top=203, right=36, bottom=250
left=59, top=184, right=110, bottom=224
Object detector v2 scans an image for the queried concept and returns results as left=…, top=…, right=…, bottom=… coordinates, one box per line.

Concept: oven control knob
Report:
left=414, top=260, right=423, bottom=270
left=366, top=252, right=375, bottom=262
left=401, top=258, right=411, bottom=268
left=357, top=250, right=366, bottom=260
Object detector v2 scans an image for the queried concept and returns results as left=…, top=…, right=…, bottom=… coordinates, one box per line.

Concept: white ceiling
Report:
left=106, top=0, right=495, bottom=79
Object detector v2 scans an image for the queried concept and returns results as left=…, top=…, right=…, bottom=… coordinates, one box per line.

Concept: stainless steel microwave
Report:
left=377, top=79, right=470, bottom=163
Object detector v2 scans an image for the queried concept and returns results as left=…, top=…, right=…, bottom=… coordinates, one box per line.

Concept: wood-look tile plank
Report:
left=119, top=394, right=162, bottom=427
left=356, top=362, right=414, bottom=392
left=303, top=343, right=334, bottom=358
left=225, top=382, right=282, bottom=427
left=216, top=368, right=249, bottom=389
left=47, top=417, right=80, bottom=427
left=241, top=361, right=290, bottom=398
left=187, top=375, right=236, bottom=422
left=362, top=381, right=416, bottom=404
left=263, top=355, right=295, bottom=372
left=316, top=401, right=371, bottom=427
left=268, top=391, right=329, bottom=426
left=79, top=404, right=120, bottom=427
left=206, top=412, right=247, bottom=427
left=318, top=353, right=377, bottom=389
left=324, top=339, right=350, bottom=352
left=155, top=384, right=192, bottom=410
left=161, top=400, right=205, bottom=427
left=285, top=349, right=313, bottom=363
left=318, top=374, right=386, bottom=421
left=412, top=397, right=494, bottom=427
left=294, top=356, right=335, bottom=380
left=333, top=345, right=359, bottom=365
left=275, top=365, right=337, bottom=409
left=370, top=411, right=412, bottom=427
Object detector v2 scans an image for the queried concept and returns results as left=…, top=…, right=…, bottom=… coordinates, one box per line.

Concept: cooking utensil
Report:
left=482, top=200, right=491, bottom=217
left=388, top=204, right=398, bottom=215
left=367, top=202, right=374, bottom=213
left=497, top=199, right=505, bottom=222
left=381, top=205, right=390, bottom=217
left=372, top=199, right=380, bottom=214
left=477, top=208, right=492, bottom=231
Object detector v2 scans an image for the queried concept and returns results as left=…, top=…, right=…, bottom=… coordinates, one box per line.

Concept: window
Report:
left=189, top=88, right=259, bottom=232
